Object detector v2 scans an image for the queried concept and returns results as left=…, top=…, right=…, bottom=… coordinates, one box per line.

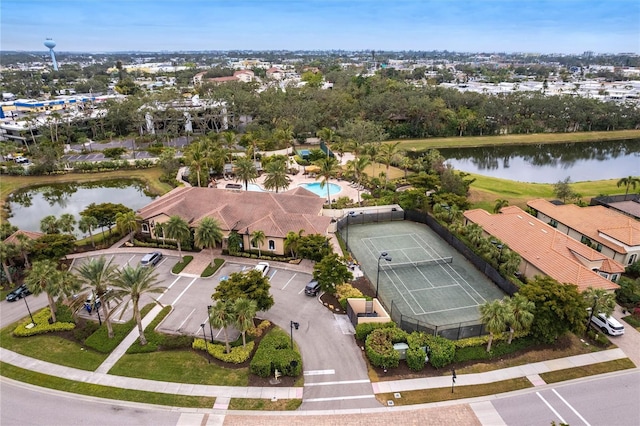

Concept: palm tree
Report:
left=58, top=213, right=76, bottom=236
left=493, top=199, right=510, bottom=213
left=377, top=142, right=401, bottom=185
left=227, top=231, right=242, bottom=255
left=584, top=287, right=616, bottom=334
left=315, top=156, right=340, bottom=208
left=110, top=265, right=166, bottom=346
left=75, top=256, right=118, bottom=338
left=0, top=241, right=17, bottom=285
left=504, top=294, right=535, bottom=344
left=24, top=260, right=79, bottom=323
left=250, top=230, right=266, bottom=257
left=40, top=215, right=60, bottom=234
left=194, top=217, right=223, bottom=266
left=479, top=299, right=512, bottom=352
left=346, top=155, right=370, bottom=205
left=398, top=156, right=413, bottom=179
left=184, top=139, right=210, bottom=187
left=164, top=215, right=191, bottom=261
left=617, top=176, right=640, bottom=198
left=263, top=158, right=291, bottom=193
left=78, top=215, right=98, bottom=248
left=234, top=298, right=257, bottom=347
left=115, top=211, right=139, bottom=243
left=234, top=156, right=258, bottom=190
left=209, top=300, right=235, bottom=354
left=14, top=233, right=33, bottom=268
left=284, top=229, right=304, bottom=259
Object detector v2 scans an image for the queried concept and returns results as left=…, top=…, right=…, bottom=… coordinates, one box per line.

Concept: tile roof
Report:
left=3, top=229, right=44, bottom=244
left=137, top=187, right=332, bottom=238
left=528, top=198, right=640, bottom=253
left=464, top=206, right=621, bottom=292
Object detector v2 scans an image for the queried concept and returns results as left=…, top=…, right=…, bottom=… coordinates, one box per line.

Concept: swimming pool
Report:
left=298, top=182, right=342, bottom=198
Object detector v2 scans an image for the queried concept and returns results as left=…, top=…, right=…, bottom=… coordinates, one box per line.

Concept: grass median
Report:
left=0, top=362, right=215, bottom=408
left=228, top=398, right=302, bottom=411
left=539, top=358, right=636, bottom=383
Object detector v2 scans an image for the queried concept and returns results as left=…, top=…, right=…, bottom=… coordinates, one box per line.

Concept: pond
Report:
left=439, top=139, right=640, bottom=183
left=5, top=180, right=157, bottom=237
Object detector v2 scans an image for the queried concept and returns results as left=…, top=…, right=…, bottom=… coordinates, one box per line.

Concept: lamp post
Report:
left=345, top=211, right=355, bottom=250
left=93, top=290, right=102, bottom=326
left=290, top=320, right=299, bottom=349
left=207, top=305, right=214, bottom=343
left=451, top=368, right=457, bottom=393
left=200, top=323, right=210, bottom=363
left=376, top=252, right=392, bottom=299
left=23, top=295, right=36, bottom=326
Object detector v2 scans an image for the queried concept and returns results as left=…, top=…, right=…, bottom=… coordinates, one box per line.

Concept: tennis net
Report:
left=380, top=256, right=453, bottom=271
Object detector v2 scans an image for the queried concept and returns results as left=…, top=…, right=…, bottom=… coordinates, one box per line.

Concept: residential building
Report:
left=136, top=186, right=332, bottom=256
left=527, top=198, right=640, bottom=267
left=463, top=206, right=622, bottom=292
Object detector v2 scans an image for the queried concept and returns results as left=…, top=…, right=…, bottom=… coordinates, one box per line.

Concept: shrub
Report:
left=453, top=333, right=510, bottom=349
left=193, top=338, right=254, bottom=363
left=406, top=347, right=427, bottom=371
left=127, top=306, right=173, bottom=354
left=453, top=336, right=537, bottom=363
left=201, top=258, right=224, bottom=278
left=335, top=283, right=365, bottom=309
left=171, top=256, right=193, bottom=274
left=74, top=320, right=100, bottom=341
left=13, top=308, right=75, bottom=337
left=364, top=328, right=406, bottom=369
left=250, top=328, right=302, bottom=377
left=247, top=320, right=271, bottom=338
left=423, top=334, right=455, bottom=369
left=355, top=321, right=396, bottom=341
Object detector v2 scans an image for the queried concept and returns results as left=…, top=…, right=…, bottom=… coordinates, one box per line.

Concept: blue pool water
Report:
left=298, top=182, right=342, bottom=198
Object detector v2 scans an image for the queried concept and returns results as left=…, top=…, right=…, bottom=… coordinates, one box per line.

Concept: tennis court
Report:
left=346, top=220, right=506, bottom=327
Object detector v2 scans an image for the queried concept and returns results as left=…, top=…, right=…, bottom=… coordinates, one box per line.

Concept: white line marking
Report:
left=552, top=389, right=591, bottom=426
left=127, top=254, right=137, bottom=265
left=269, top=270, right=277, bottom=280
left=282, top=273, right=297, bottom=290
left=305, top=379, right=370, bottom=386
left=156, top=276, right=182, bottom=301
left=176, top=308, right=196, bottom=331
left=536, top=391, right=566, bottom=425
left=304, top=395, right=376, bottom=402
left=303, top=369, right=335, bottom=376
left=170, top=277, right=198, bottom=305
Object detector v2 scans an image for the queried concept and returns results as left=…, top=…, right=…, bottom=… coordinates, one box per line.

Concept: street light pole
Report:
left=23, top=295, right=36, bottom=326
left=376, top=252, right=392, bottom=299
left=93, top=290, right=102, bottom=326
left=290, top=320, right=299, bottom=349
left=200, top=323, right=210, bottom=363
left=346, top=211, right=355, bottom=250
left=207, top=305, right=214, bottom=343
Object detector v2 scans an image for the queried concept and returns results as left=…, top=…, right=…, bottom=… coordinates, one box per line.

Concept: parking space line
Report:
left=157, top=276, right=183, bottom=301
left=269, top=270, right=277, bottom=280
left=170, top=277, right=198, bottom=305
left=298, top=286, right=306, bottom=294
left=177, top=308, right=196, bottom=332
left=126, top=254, right=137, bottom=266
left=536, top=392, right=567, bottom=425
left=552, top=389, right=591, bottom=426
left=282, top=273, right=297, bottom=290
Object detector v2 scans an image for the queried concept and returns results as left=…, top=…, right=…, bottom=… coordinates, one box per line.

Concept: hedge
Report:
left=355, top=321, right=396, bottom=341
left=201, top=258, right=224, bottom=278
left=193, top=338, right=254, bottom=364
left=364, top=328, right=406, bottom=369
left=406, top=347, right=428, bottom=371
left=422, top=334, right=455, bottom=369
left=250, top=329, right=302, bottom=378
left=453, top=336, right=537, bottom=363
left=13, top=308, right=75, bottom=337
left=335, top=283, right=365, bottom=309
left=171, top=256, right=193, bottom=274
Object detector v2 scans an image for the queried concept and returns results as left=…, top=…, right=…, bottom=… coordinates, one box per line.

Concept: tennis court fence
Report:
left=390, top=300, right=488, bottom=340
left=379, top=256, right=453, bottom=271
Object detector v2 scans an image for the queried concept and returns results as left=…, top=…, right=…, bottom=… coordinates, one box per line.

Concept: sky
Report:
left=1, top=0, right=639, bottom=54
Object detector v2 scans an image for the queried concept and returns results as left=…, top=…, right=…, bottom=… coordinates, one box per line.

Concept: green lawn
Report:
left=0, top=320, right=107, bottom=371
left=539, top=358, right=635, bottom=383
left=108, top=350, right=250, bottom=386
left=0, top=362, right=215, bottom=408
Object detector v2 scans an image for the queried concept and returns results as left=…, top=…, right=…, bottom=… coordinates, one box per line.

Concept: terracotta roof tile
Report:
left=464, top=206, right=620, bottom=292
left=4, top=229, right=45, bottom=244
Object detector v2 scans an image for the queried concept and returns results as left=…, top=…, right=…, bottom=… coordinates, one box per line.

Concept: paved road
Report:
left=491, top=369, right=640, bottom=426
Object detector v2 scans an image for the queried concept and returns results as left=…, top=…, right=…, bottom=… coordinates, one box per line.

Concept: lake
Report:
left=439, top=139, right=640, bottom=183
left=5, top=180, right=156, bottom=237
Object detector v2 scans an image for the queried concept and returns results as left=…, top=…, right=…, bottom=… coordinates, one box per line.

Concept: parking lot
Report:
left=71, top=253, right=315, bottom=340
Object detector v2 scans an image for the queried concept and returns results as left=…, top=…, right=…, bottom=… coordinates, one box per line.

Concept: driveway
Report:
left=609, top=304, right=640, bottom=367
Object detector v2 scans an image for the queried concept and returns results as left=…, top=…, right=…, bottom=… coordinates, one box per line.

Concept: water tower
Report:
left=44, top=38, right=59, bottom=71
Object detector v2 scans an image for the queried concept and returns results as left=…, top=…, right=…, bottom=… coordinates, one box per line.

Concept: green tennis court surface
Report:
left=346, top=221, right=506, bottom=327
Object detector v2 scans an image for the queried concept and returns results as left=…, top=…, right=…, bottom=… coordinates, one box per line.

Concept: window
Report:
left=611, top=274, right=619, bottom=282
left=549, top=219, right=558, bottom=228
left=580, top=236, right=592, bottom=246
left=141, top=223, right=149, bottom=233
left=596, top=243, right=602, bottom=252
left=628, top=254, right=638, bottom=265
left=268, top=240, right=275, bottom=250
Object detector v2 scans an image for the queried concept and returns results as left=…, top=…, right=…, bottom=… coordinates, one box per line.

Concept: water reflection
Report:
left=440, top=139, right=640, bottom=183
left=6, top=180, right=156, bottom=236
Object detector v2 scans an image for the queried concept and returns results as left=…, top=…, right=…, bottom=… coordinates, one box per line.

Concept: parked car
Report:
left=140, top=251, right=163, bottom=267
left=6, top=284, right=31, bottom=302
left=590, top=312, right=625, bottom=336
left=14, top=156, right=29, bottom=164
left=254, top=261, right=270, bottom=277
left=304, top=280, right=321, bottom=296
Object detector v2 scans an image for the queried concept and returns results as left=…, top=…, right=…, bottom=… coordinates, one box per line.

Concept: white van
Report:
left=590, top=313, right=625, bottom=336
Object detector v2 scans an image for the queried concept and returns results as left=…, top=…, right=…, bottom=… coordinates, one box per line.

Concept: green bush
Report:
left=250, top=329, right=302, bottom=378
left=13, top=308, right=76, bottom=337
left=127, top=306, right=173, bottom=354
left=453, top=336, right=537, bottom=363
left=454, top=333, right=510, bottom=349
left=247, top=320, right=271, bottom=338
left=171, top=256, right=193, bottom=274
left=55, top=304, right=75, bottom=323
left=335, top=283, right=365, bottom=309
left=201, top=258, right=224, bottom=278
left=423, top=334, right=455, bottom=369
left=355, top=321, right=396, bottom=341
left=74, top=320, right=100, bottom=341
left=406, top=347, right=427, bottom=371
left=364, top=328, right=405, bottom=369
left=193, top=338, right=254, bottom=363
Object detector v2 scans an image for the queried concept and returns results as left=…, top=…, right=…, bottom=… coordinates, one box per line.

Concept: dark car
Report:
left=140, top=251, right=163, bottom=267
left=304, top=280, right=321, bottom=296
left=6, top=284, right=31, bottom=302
